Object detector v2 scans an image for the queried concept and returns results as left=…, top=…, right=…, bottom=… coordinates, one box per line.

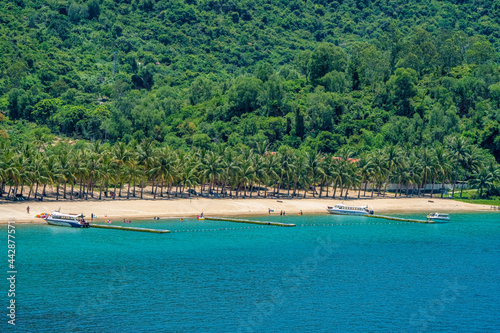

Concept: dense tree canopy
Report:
left=0, top=0, right=499, bottom=168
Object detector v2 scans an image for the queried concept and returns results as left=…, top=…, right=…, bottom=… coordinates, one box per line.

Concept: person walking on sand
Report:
left=27, top=206, right=30, bottom=214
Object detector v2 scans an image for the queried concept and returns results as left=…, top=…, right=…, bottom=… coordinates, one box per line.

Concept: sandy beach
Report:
left=0, top=197, right=494, bottom=224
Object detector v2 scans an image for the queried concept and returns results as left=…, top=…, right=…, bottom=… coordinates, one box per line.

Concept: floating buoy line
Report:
left=169, top=221, right=409, bottom=233
left=83, top=215, right=433, bottom=234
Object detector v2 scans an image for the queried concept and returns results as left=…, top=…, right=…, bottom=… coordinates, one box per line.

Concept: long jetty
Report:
left=205, top=217, right=296, bottom=227
left=89, top=223, right=170, bottom=233
left=365, top=215, right=436, bottom=224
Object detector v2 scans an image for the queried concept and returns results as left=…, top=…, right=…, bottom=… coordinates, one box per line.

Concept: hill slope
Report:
left=0, top=0, right=499, bottom=159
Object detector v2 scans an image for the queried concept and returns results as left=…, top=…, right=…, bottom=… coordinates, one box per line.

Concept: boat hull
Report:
left=46, top=219, right=88, bottom=228
left=427, top=218, right=450, bottom=223
left=427, top=214, right=450, bottom=223
left=327, top=209, right=370, bottom=216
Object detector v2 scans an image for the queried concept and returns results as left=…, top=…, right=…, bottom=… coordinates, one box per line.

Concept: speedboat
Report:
left=426, top=212, right=450, bottom=222
left=327, top=204, right=374, bottom=215
left=45, top=212, right=90, bottom=228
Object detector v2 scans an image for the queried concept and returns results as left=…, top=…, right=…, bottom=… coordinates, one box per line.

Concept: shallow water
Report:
left=1, top=212, right=499, bottom=332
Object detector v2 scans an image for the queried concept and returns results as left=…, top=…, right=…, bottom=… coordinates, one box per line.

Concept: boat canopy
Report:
left=50, top=212, right=85, bottom=218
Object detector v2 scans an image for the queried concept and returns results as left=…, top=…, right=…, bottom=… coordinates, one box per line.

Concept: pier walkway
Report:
left=205, top=217, right=296, bottom=227
left=89, top=224, right=170, bottom=233
left=365, top=214, right=435, bottom=223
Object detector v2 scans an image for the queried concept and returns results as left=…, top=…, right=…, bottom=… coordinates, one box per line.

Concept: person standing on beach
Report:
left=27, top=206, right=30, bottom=214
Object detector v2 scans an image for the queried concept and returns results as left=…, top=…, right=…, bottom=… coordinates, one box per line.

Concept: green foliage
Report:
left=32, top=99, right=62, bottom=125
left=453, top=197, right=500, bottom=206
left=387, top=68, right=418, bottom=117
left=0, top=0, right=500, bottom=165
left=309, top=43, right=347, bottom=85
left=227, top=76, right=262, bottom=119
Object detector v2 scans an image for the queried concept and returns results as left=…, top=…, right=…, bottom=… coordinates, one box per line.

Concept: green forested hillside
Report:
left=1, top=0, right=500, bottom=161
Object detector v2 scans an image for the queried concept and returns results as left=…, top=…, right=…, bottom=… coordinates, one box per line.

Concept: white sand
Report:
left=0, top=197, right=493, bottom=224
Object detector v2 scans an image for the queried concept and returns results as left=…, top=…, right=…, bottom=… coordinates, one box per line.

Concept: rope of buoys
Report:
left=168, top=221, right=409, bottom=233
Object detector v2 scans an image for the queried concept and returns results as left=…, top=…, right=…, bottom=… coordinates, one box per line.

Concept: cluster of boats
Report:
left=39, top=205, right=450, bottom=229
left=326, top=204, right=450, bottom=222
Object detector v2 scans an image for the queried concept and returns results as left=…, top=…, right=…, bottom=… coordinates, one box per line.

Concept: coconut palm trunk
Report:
left=430, top=176, right=436, bottom=198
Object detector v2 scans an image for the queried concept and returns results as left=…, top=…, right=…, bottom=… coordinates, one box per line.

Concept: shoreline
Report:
left=0, top=197, right=495, bottom=224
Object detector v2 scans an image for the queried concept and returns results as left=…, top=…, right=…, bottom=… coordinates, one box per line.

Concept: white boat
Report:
left=427, top=213, right=450, bottom=222
left=45, top=212, right=90, bottom=228
left=327, top=204, right=373, bottom=215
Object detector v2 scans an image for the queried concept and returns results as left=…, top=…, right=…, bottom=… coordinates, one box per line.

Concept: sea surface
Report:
left=1, top=212, right=499, bottom=332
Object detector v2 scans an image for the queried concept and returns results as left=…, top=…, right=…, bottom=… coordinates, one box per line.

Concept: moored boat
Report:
left=45, top=212, right=90, bottom=228
left=327, top=204, right=374, bottom=215
left=427, top=212, right=450, bottom=222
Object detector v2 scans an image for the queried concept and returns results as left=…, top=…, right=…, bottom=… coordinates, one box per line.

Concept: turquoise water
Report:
left=1, top=213, right=499, bottom=332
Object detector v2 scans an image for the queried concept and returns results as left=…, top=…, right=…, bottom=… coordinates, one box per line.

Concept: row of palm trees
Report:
left=0, top=137, right=498, bottom=202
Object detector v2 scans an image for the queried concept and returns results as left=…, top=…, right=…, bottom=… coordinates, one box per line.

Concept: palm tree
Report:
left=18, top=153, right=32, bottom=198
left=383, top=144, right=401, bottom=194
left=292, top=152, right=308, bottom=198
left=417, top=147, right=435, bottom=197
left=358, top=154, right=374, bottom=197
left=447, top=136, right=471, bottom=197
left=253, top=153, right=268, bottom=197
left=469, top=168, right=495, bottom=198
left=180, top=158, right=199, bottom=195
left=4, top=150, right=21, bottom=199
left=368, top=150, right=387, bottom=197
left=30, top=153, right=47, bottom=200
left=263, top=152, right=279, bottom=198
left=44, top=154, right=62, bottom=199
left=201, top=150, right=222, bottom=195
left=239, top=159, right=255, bottom=197
left=276, top=146, right=296, bottom=197
left=343, top=161, right=361, bottom=199
left=335, top=147, right=356, bottom=198
left=75, top=149, right=89, bottom=199
left=432, top=146, right=452, bottom=198
left=149, top=147, right=176, bottom=198
left=219, top=148, right=240, bottom=197
left=307, top=152, right=323, bottom=198
left=460, top=145, right=482, bottom=198
left=86, top=141, right=105, bottom=199
left=56, top=145, right=73, bottom=199
left=399, top=153, right=421, bottom=197
left=111, top=142, right=131, bottom=199
left=99, top=153, right=113, bottom=200
left=0, top=142, right=10, bottom=196
left=137, top=139, right=155, bottom=199
left=68, top=153, right=79, bottom=200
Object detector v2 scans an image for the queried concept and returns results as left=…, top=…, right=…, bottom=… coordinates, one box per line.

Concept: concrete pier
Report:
left=365, top=215, right=435, bottom=223
left=205, top=217, right=296, bottom=227
left=90, top=224, right=170, bottom=233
